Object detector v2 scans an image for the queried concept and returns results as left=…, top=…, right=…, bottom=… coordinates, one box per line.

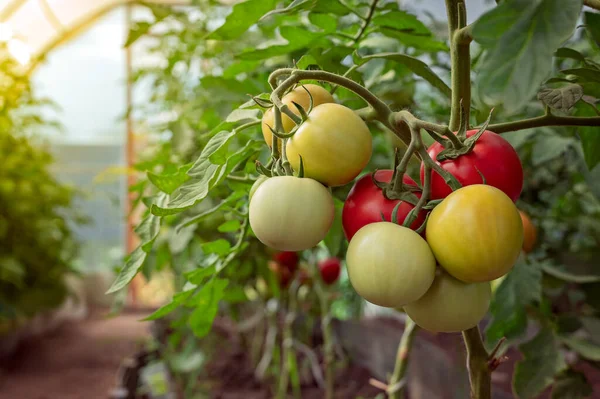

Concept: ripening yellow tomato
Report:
left=426, top=184, right=523, bottom=283
left=286, top=103, right=372, bottom=187
left=261, top=84, right=334, bottom=150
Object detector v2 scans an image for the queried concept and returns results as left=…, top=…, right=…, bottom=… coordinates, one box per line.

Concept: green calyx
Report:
left=435, top=108, right=494, bottom=162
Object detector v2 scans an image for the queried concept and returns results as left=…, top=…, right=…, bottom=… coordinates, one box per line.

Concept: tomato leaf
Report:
left=560, top=335, right=600, bottom=361
left=147, top=164, right=191, bottom=194
left=206, top=0, right=277, bottom=40
left=378, top=28, right=448, bottom=51
left=551, top=369, right=593, bottom=399
left=472, top=0, right=583, bottom=114
left=323, top=198, right=345, bottom=257
left=308, top=12, right=338, bottom=33
left=106, top=247, right=147, bottom=294
left=485, top=257, right=542, bottom=347
left=584, top=12, right=600, bottom=48
left=561, top=68, right=600, bottom=83
left=202, top=239, right=232, bottom=256
left=188, top=278, right=229, bottom=338
left=237, top=27, right=325, bottom=61
left=371, top=10, right=431, bottom=36
left=358, top=53, right=451, bottom=98
left=260, top=0, right=314, bottom=20
left=537, top=84, right=583, bottom=112
left=531, top=132, right=575, bottom=166
left=176, top=191, right=246, bottom=232
left=575, top=104, right=600, bottom=170
left=554, top=47, right=586, bottom=63
left=513, top=328, right=567, bottom=399
left=218, top=219, right=241, bottom=233
left=143, top=288, right=196, bottom=321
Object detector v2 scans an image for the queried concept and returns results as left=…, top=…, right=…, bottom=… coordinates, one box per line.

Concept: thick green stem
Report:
left=447, top=0, right=471, bottom=131
left=278, top=283, right=301, bottom=399
left=312, top=262, right=335, bottom=399
left=388, top=318, right=419, bottom=399
left=462, top=327, right=492, bottom=399
left=269, top=68, right=398, bottom=141
left=488, top=114, right=600, bottom=134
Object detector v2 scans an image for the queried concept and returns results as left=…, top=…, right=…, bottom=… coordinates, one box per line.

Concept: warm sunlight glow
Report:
left=7, top=38, right=31, bottom=65
left=0, top=23, right=13, bottom=41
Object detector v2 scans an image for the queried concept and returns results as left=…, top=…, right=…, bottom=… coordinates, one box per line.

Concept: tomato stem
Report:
left=486, top=113, right=600, bottom=134
left=446, top=0, right=471, bottom=132
left=462, top=326, right=492, bottom=399
left=387, top=317, right=418, bottom=399
left=311, top=260, right=335, bottom=399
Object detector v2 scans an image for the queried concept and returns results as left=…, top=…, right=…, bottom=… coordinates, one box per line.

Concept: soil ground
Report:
left=0, top=309, right=151, bottom=399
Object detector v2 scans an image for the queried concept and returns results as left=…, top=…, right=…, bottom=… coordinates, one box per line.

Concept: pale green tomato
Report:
left=346, top=222, right=436, bottom=307
left=404, top=270, right=491, bottom=333
left=249, top=176, right=334, bottom=251
left=249, top=175, right=269, bottom=201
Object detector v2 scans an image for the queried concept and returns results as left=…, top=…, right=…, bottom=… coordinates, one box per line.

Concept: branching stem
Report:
left=388, top=318, right=419, bottom=399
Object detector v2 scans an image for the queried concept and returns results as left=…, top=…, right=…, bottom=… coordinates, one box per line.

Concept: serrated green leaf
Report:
left=561, top=68, right=600, bottom=83
left=147, top=164, right=191, bottom=194
left=135, top=214, right=160, bottom=253
left=222, top=286, right=248, bottom=303
left=585, top=11, right=600, bottom=48
left=295, top=54, right=320, bottom=70
left=225, top=108, right=261, bottom=123
left=473, top=0, right=583, bottom=114
left=543, top=263, right=600, bottom=284
left=143, top=288, right=196, bottom=321
left=551, top=369, right=593, bottom=399
left=379, top=28, right=448, bottom=51
left=188, top=278, right=229, bottom=338
left=106, top=247, right=147, bottom=293
left=176, top=191, right=246, bottom=232
left=537, top=84, right=583, bottom=111
left=237, top=26, right=324, bottom=61
left=513, top=328, right=567, bottom=399
left=359, top=53, right=451, bottom=97
left=562, top=335, right=600, bottom=362
left=312, top=0, right=347, bottom=14
left=323, top=198, right=344, bottom=257
left=190, top=129, right=238, bottom=175
left=202, top=239, right=232, bottom=256
left=206, top=0, right=277, bottom=41
left=371, top=10, right=431, bottom=35
left=486, top=257, right=542, bottom=346
left=218, top=219, right=241, bottom=233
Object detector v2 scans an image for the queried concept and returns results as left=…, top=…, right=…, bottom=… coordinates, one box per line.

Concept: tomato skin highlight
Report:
left=426, top=184, right=524, bottom=283
left=519, top=210, right=537, bottom=253
left=261, top=84, right=334, bottom=150
left=342, top=170, right=426, bottom=240
left=286, top=103, right=372, bottom=187
left=249, top=176, right=334, bottom=251
left=404, top=270, right=491, bottom=333
left=318, top=257, right=341, bottom=285
left=421, top=129, right=523, bottom=202
left=346, top=222, right=436, bottom=307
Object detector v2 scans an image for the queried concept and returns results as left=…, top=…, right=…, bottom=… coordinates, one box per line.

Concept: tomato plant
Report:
left=286, top=103, right=372, bottom=187
left=112, top=0, right=600, bottom=398
left=346, top=222, right=436, bottom=307
left=426, top=185, right=523, bottom=283
left=404, top=270, right=492, bottom=333
left=422, top=129, right=523, bottom=202
left=249, top=176, right=334, bottom=251
left=342, top=170, right=426, bottom=240
left=519, top=210, right=537, bottom=253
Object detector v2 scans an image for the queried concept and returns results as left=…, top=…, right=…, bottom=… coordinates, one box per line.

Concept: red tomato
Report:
left=272, top=252, right=299, bottom=272
left=421, top=130, right=523, bottom=202
left=342, top=170, right=427, bottom=241
left=318, top=258, right=341, bottom=285
left=268, top=261, right=292, bottom=287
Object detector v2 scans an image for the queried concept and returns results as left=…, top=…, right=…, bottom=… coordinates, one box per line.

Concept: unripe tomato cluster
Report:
left=250, top=84, right=530, bottom=333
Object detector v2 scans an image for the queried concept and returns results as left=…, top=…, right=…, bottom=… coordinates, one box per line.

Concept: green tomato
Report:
left=426, top=185, right=523, bottom=283
left=286, top=103, right=372, bottom=187
left=404, top=270, right=491, bottom=333
left=346, top=222, right=436, bottom=307
left=249, top=176, right=334, bottom=251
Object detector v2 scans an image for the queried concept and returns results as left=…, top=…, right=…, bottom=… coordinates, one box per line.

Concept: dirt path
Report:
left=0, top=311, right=150, bottom=399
